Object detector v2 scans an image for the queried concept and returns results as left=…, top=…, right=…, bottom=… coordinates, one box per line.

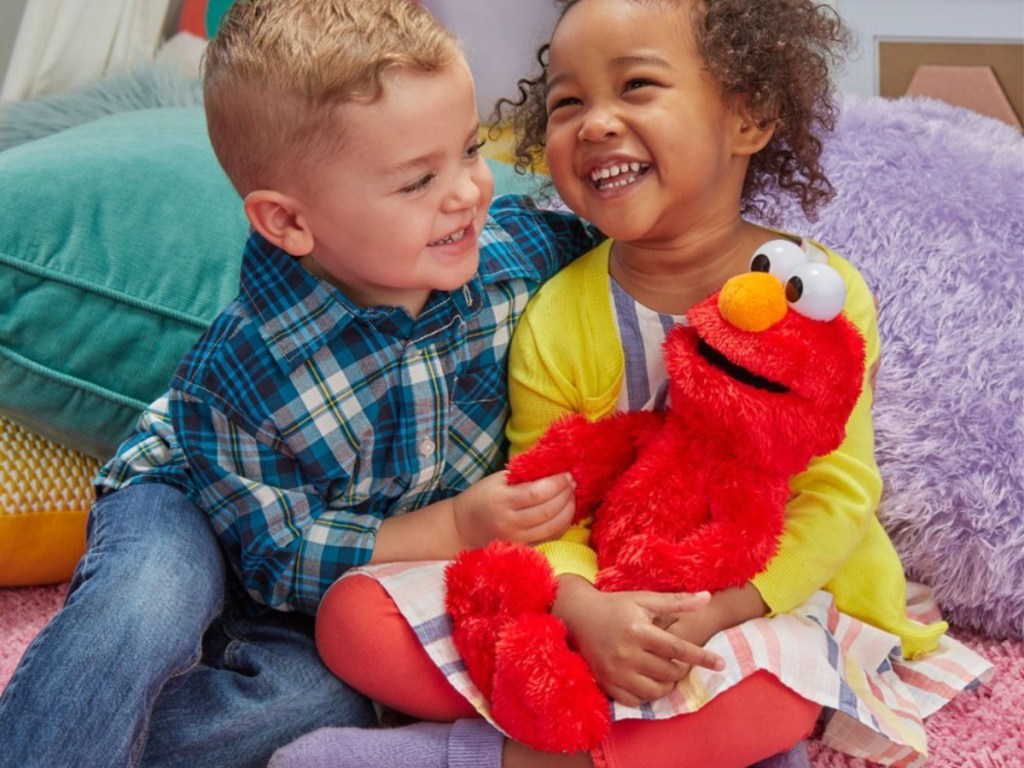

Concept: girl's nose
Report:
left=578, top=107, right=622, bottom=142
left=718, top=271, right=788, bottom=332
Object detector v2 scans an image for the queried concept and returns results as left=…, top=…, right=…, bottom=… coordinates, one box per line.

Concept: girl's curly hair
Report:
left=493, top=0, right=853, bottom=222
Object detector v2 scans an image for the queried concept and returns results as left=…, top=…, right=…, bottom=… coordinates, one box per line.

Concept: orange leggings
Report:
left=317, top=575, right=821, bottom=768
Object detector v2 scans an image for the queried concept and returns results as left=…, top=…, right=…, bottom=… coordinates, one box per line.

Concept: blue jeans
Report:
left=0, top=484, right=375, bottom=768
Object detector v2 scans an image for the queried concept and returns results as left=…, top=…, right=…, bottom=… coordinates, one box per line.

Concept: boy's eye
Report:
left=465, top=139, right=486, bottom=159
left=401, top=173, right=435, bottom=194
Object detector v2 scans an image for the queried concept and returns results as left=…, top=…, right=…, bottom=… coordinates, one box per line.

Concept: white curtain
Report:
left=1, top=0, right=173, bottom=104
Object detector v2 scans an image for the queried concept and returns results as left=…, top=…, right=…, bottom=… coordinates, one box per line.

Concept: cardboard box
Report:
left=880, top=41, right=1023, bottom=129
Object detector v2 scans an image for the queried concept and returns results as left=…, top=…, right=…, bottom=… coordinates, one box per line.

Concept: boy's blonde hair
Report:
left=203, top=0, right=461, bottom=196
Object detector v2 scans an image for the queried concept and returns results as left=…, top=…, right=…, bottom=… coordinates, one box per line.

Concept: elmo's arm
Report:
left=508, top=410, right=664, bottom=520
left=596, top=470, right=790, bottom=594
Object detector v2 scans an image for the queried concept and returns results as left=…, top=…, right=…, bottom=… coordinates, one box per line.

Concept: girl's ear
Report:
left=731, top=98, right=776, bottom=157
left=243, top=190, right=315, bottom=257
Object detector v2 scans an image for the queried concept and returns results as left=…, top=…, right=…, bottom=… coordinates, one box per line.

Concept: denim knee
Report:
left=71, top=483, right=228, bottom=649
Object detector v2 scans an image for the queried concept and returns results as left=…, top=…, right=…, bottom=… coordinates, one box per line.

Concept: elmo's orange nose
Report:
left=718, top=272, right=787, bottom=332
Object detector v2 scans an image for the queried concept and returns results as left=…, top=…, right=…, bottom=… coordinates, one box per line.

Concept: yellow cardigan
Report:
left=507, top=239, right=946, bottom=658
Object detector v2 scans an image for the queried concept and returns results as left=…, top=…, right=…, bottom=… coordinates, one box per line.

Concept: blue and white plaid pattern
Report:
left=95, top=195, right=599, bottom=614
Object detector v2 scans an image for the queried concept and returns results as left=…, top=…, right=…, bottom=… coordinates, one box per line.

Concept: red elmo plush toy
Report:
left=445, top=240, right=866, bottom=752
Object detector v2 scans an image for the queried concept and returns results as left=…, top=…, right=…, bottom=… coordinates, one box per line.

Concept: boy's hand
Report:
left=553, top=576, right=725, bottom=707
left=452, top=470, right=576, bottom=550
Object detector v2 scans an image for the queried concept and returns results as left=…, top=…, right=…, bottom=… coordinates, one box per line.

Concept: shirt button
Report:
left=419, top=438, right=436, bottom=457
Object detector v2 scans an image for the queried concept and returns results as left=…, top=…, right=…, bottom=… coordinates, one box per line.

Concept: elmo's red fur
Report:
left=446, top=253, right=866, bottom=752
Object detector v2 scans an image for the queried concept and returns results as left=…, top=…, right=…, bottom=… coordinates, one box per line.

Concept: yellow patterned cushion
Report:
left=0, top=415, right=97, bottom=586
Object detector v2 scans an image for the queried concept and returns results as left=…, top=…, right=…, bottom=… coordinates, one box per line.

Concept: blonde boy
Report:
left=0, top=1, right=598, bottom=765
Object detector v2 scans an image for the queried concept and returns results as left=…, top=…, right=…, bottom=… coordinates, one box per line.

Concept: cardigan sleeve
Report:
left=751, top=253, right=884, bottom=614
left=503, top=253, right=606, bottom=581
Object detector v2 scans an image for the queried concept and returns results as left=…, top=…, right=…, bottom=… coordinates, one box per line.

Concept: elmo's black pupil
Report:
left=786, top=276, right=804, bottom=302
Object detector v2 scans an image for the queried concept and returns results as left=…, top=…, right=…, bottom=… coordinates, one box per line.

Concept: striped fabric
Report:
left=351, top=561, right=993, bottom=766
left=609, top=277, right=683, bottom=413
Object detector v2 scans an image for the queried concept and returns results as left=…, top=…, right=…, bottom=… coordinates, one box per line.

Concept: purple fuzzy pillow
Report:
left=772, top=94, right=1024, bottom=640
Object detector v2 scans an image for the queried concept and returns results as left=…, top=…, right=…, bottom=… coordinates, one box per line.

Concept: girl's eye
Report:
left=465, top=139, right=486, bottom=159
left=401, top=173, right=434, bottom=194
left=625, top=79, right=653, bottom=91
left=547, top=96, right=581, bottom=113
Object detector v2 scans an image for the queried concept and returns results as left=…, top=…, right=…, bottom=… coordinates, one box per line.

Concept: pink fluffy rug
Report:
left=2, top=584, right=1022, bottom=766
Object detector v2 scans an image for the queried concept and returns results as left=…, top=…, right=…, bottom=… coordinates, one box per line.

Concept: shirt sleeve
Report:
left=490, top=195, right=602, bottom=280
left=751, top=258, right=884, bottom=614
left=173, top=391, right=379, bottom=615
left=93, top=394, right=191, bottom=495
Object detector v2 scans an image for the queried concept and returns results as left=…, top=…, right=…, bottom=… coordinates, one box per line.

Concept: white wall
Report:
left=426, top=0, right=1022, bottom=107
left=4, top=1, right=1018, bottom=108
left=422, top=0, right=560, bottom=116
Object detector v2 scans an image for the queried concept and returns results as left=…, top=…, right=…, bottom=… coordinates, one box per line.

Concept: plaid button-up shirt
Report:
left=95, top=196, right=598, bottom=614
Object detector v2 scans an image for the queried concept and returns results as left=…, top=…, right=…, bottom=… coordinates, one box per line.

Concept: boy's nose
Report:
left=446, top=166, right=488, bottom=209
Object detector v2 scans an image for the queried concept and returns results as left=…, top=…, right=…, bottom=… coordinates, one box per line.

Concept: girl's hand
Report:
left=452, top=470, right=576, bottom=549
left=553, top=576, right=725, bottom=707
left=658, top=583, right=770, bottom=676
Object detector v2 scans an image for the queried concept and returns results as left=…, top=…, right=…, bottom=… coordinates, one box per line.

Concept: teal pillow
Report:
left=0, top=108, right=249, bottom=459
left=0, top=105, right=550, bottom=460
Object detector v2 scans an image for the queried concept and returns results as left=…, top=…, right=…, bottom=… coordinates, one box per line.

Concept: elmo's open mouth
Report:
left=697, top=339, right=788, bottom=393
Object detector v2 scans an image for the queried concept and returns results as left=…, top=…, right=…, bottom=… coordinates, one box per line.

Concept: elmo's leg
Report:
left=490, top=612, right=610, bottom=753
left=444, top=541, right=609, bottom=752
left=445, top=541, right=556, bottom=700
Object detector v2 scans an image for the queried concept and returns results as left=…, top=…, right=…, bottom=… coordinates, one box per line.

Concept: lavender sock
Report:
left=267, top=718, right=503, bottom=768
left=749, top=740, right=811, bottom=768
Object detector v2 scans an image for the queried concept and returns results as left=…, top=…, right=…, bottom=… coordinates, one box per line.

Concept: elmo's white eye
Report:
left=749, top=240, right=806, bottom=283
left=785, top=262, right=847, bottom=321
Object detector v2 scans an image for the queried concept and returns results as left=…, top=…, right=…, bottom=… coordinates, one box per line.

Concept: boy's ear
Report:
left=243, top=190, right=314, bottom=256
left=731, top=99, right=776, bottom=157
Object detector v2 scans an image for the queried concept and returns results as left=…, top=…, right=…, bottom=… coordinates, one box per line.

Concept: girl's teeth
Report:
left=590, top=161, right=648, bottom=186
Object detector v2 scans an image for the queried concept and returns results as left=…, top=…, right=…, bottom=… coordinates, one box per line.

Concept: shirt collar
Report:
left=237, top=231, right=485, bottom=367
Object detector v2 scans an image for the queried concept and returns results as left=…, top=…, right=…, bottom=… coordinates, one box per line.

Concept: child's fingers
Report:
left=645, top=627, right=725, bottom=672
left=505, top=471, right=575, bottom=507
left=632, top=645, right=691, bottom=685
left=598, top=644, right=688, bottom=704
left=503, top=473, right=577, bottom=535
left=511, top=486, right=576, bottom=542
left=634, top=590, right=713, bottom=616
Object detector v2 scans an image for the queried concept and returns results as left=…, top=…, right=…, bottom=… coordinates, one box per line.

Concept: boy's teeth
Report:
left=430, top=228, right=466, bottom=246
